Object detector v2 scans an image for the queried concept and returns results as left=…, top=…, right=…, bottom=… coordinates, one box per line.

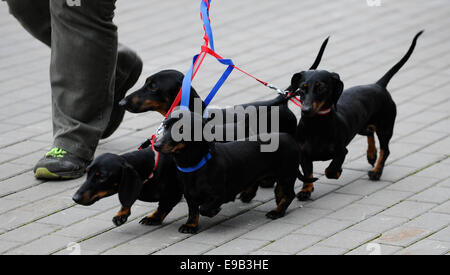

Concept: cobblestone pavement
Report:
left=0, top=0, right=449, bottom=255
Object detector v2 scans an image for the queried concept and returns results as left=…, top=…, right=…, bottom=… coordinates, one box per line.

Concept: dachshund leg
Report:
left=267, top=178, right=296, bottom=219
left=369, top=129, right=392, bottom=181
left=297, top=161, right=314, bottom=201
left=112, top=206, right=131, bottom=226
left=139, top=208, right=168, bottom=226
left=179, top=200, right=200, bottom=234
left=239, top=183, right=259, bottom=203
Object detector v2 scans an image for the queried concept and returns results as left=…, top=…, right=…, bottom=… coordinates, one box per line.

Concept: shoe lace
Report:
left=46, top=147, right=67, bottom=158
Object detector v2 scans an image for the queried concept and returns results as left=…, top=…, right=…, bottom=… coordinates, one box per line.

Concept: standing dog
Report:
left=291, top=31, right=423, bottom=200
left=72, top=148, right=183, bottom=226
left=153, top=111, right=300, bottom=233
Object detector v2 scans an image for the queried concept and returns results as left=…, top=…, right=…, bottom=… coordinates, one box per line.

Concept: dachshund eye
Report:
left=150, top=83, right=158, bottom=91
left=299, top=83, right=308, bottom=92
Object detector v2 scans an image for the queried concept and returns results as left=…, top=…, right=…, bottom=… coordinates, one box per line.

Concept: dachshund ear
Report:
left=287, top=71, right=306, bottom=92
left=330, top=72, right=344, bottom=108
left=118, top=163, right=143, bottom=208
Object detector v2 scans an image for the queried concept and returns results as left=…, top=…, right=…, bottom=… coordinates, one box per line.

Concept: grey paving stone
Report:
left=37, top=206, right=100, bottom=227
left=5, top=235, right=76, bottom=255
left=278, top=206, right=332, bottom=226
left=0, top=198, right=27, bottom=214
left=297, top=245, right=348, bottom=255
left=220, top=210, right=270, bottom=230
left=395, top=239, right=450, bottom=255
left=372, top=165, right=419, bottom=183
left=205, top=238, right=269, bottom=255
left=317, top=229, right=379, bottom=250
left=358, top=189, right=414, bottom=207
left=315, top=170, right=366, bottom=186
left=0, top=239, right=22, bottom=254
left=335, top=179, right=390, bottom=196
left=387, top=175, right=440, bottom=193
left=437, top=178, right=450, bottom=189
left=393, top=152, right=444, bottom=168
left=0, top=163, right=30, bottom=181
left=380, top=200, right=437, bottom=219
left=376, top=225, right=432, bottom=247
left=103, top=223, right=188, bottom=255
left=305, top=193, right=362, bottom=211
left=326, top=203, right=385, bottom=222
left=239, top=220, right=301, bottom=241
left=414, top=163, right=450, bottom=180
left=155, top=240, right=215, bottom=255
left=431, top=200, right=450, bottom=214
left=409, top=186, right=450, bottom=204
left=54, top=218, right=114, bottom=239
left=74, top=231, right=137, bottom=254
left=346, top=243, right=402, bottom=255
left=186, top=224, right=250, bottom=246
left=0, top=222, right=60, bottom=244
left=405, top=212, right=450, bottom=231
left=429, top=226, right=450, bottom=243
left=258, top=233, right=323, bottom=254
left=350, top=214, right=409, bottom=234
left=294, top=218, right=355, bottom=237
left=249, top=250, right=290, bottom=255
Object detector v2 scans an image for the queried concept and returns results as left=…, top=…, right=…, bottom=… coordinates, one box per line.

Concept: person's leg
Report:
left=6, top=0, right=142, bottom=179
left=4, top=0, right=51, bottom=46
left=45, top=0, right=118, bottom=172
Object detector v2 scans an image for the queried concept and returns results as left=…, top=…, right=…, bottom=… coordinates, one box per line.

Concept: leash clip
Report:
left=266, top=83, right=287, bottom=96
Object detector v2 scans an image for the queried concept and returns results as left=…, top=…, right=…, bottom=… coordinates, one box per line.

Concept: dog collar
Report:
left=317, top=108, right=331, bottom=115
left=287, top=93, right=331, bottom=115
left=176, top=152, right=212, bottom=173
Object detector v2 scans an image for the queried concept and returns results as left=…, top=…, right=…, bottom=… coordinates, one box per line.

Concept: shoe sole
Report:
left=101, top=57, right=143, bottom=139
left=34, top=167, right=84, bottom=180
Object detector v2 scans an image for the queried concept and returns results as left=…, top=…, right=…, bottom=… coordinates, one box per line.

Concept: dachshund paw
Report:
left=259, top=179, right=275, bottom=188
left=325, top=168, right=342, bottom=179
left=368, top=170, right=382, bottom=181
left=112, top=215, right=128, bottom=227
left=139, top=216, right=162, bottom=226
left=266, top=210, right=285, bottom=220
left=178, top=224, right=198, bottom=234
left=367, top=154, right=377, bottom=167
left=240, top=191, right=256, bottom=203
left=199, top=206, right=221, bottom=217
left=296, top=191, right=311, bottom=201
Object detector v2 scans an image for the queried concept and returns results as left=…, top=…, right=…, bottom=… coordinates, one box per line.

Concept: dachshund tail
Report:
left=309, top=36, right=330, bottom=70
left=376, top=30, right=424, bottom=88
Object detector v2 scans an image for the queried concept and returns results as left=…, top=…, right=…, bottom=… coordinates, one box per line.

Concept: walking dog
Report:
left=72, top=148, right=183, bottom=226
left=292, top=31, right=423, bottom=201
left=153, top=111, right=300, bottom=233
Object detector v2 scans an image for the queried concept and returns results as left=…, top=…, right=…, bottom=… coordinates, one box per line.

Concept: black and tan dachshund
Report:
left=72, top=148, right=183, bottom=227
left=291, top=31, right=423, bottom=201
left=153, top=111, right=300, bottom=234
left=118, top=37, right=330, bottom=138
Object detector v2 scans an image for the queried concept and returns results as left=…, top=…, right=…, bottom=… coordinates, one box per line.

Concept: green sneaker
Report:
left=33, top=147, right=89, bottom=180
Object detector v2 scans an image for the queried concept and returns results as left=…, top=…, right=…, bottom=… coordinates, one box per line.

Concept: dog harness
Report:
left=138, top=134, right=160, bottom=182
